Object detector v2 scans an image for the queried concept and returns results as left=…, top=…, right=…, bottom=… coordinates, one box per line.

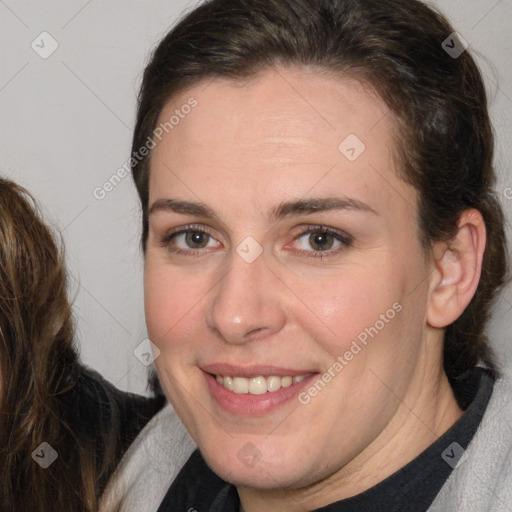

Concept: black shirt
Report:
left=157, top=367, right=495, bottom=512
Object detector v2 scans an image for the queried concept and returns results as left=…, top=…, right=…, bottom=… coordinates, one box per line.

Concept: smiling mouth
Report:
left=213, top=374, right=313, bottom=395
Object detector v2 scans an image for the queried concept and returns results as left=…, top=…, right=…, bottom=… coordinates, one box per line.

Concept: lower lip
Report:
left=203, top=372, right=318, bottom=416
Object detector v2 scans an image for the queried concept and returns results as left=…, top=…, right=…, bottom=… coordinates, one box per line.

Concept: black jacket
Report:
left=62, top=365, right=166, bottom=497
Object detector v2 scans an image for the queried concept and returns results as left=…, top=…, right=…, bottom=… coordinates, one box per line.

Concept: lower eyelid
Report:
left=162, top=228, right=223, bottom=253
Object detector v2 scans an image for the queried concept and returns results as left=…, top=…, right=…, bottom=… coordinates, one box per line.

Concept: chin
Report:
left=200, top=440, right=316, bottom=491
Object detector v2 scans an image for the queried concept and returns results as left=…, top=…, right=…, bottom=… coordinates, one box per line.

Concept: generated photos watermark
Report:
left=93, top=97, right=198, bottom=201
left=298, top=301, right=403, bottom=405
left=31, top=442, right=59, bottom=469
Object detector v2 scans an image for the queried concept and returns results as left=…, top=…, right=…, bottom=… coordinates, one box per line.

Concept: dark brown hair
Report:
left=0, top=179, right=122, bottom=511
left=130, top=0, right=509, bottom=380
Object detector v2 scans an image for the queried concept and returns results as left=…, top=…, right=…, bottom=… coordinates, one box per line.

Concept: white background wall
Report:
left=1, top=0, right=511, bottom=395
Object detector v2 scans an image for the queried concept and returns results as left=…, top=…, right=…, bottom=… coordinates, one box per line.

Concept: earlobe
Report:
left=427, top=209, right=486, bottom=329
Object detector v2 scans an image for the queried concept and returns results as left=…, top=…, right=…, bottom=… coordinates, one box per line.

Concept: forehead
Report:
left=149, top=67, right=416, bottom=220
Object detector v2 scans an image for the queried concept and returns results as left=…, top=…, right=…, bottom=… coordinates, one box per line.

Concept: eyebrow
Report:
left=148, top=196, right=377, bottom=220
left=270, top=197, right=378, bottom=221
left=149, top=199, right=218, bottom=219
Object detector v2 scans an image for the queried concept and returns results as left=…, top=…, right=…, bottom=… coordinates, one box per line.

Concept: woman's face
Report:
left=144, top=68, right=436, bottom=492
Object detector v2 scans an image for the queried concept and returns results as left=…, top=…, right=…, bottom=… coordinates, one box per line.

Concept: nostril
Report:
left=244, top=326, right=269, bottom=341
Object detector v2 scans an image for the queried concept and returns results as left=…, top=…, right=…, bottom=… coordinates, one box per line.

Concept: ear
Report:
left=427, top=209, right=486, bottom=329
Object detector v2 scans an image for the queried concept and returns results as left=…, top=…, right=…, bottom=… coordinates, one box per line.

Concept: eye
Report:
left=292, top=226, right=351, bottom=255
left=178, top=231, right=213, bottom=249
left=163, top=225, right=221, bottom=254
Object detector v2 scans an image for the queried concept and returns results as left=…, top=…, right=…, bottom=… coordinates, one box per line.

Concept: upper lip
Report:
left=201, top=363, right=318, bottom=378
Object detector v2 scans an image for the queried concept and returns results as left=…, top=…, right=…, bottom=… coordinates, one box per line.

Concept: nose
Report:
left=206, top=250, right=286, bottom=344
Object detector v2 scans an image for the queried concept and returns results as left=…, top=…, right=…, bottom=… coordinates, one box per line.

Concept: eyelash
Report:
left=293, top=226, right=352, bottom=258
left=161, top=224, right=215, bottom=257
left=160, top=224, right=352, bottom=258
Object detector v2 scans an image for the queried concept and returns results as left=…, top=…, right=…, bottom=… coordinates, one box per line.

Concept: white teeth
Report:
left=216, top=374, right=308, bottom=395
left=224, top=376, right=234, bottom=391
left=249, top=376, right=267, bottom=395
left=233, top=377, right=249, bottom=394
left=281, top=376, right=293, bottom=388
left=267, top=376, right=281, bottom=392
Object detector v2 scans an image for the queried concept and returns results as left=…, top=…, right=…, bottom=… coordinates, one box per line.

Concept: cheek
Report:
left=144, top=263, right=202, bottom=346
left=297, top=264, right=394, bottom=335
left=294, top=259, right=412, bottom=365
